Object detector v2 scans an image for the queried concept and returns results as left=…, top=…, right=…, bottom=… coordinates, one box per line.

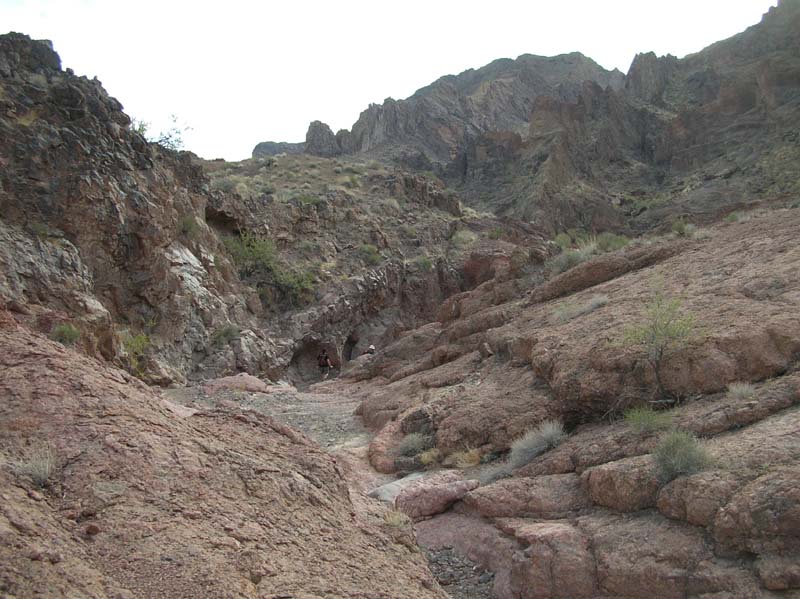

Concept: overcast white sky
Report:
left=1, top=0, right=778, bottom=160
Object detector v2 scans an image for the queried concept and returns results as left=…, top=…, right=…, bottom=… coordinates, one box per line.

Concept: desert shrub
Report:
left=395, top=433, right=433, bottom=457
left=508, top=419, right=566, bottom=470
left=445, top=448, right=481, bottom=469
left=622, top=290, right=695, bottom=397
left=211, top=324, right=240, bottom=347
left=29, top=222, right=50, bottom=239
left=596, top=232, right=629, bottom=252
left=553, top=295, right=608, bottom=323
left=653, top=430, right=712, bottom=482
left=179, top=215, right=199, bottom=237
left=14, top=444, right=57, bottom=489
left=413, top=256, right=433, bottom=272
left=554, top=232, right=572, bottom=249
left=624, top=406, right=673, bottom=433
left=477, top=461, right=512, bottom=485
left=400, top=225, right=418, bottom=238
left=294, top=194, right=322, bottom=207
left=728, top=381, right=756, bottom=400
left=671, top=219, right=688, bottom=237
left=51, top=323, right=80, bottom=345
left=725, top=212, right=740, bottom=223
left=383, top=509, right=411, bottom=528
left=546, top=242, right=596, bottom=275
left=123, top=333, right=150, bottom=375
left=683, top=224, right=697, bottom=238
left=344, top=175, right=360, bottom=189
left=450, top=229, right=478, bottom=249
left=358, top=244, right=382, bottom=266
left=223, top=232, right=277, bottom=277
left=381, top=197, right=401, bottom=212
left=419, top=448, right=441, bottom=466
left=271, top=268, right=315, bottom=306
left=210, top=177, right=237, bottom=193
left=488, top=227, right=504, bottom=240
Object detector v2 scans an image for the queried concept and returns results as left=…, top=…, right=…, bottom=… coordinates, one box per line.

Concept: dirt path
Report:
left=164, top=382, right=493, bottom=598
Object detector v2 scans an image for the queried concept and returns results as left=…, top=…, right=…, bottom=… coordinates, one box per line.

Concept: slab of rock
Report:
left=582, top=454, right=660, bottom=512
left=395, top=471, right=479, bottom=520
left=202, top=373, right=272, bottom=395
left=367, top=472, right=426, bottom=503
left=757, top=554, right=800, bottom=590
left=656, top=470, right=739, bottom=526
left=496, top=519, right=596, bottom=599
left=714, top=465, right=800, bottom=555
left=462, top=474, right=589, bottom=519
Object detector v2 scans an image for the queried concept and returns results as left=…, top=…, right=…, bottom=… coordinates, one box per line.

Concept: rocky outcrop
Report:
left=251, top=140, right=305, bottom=157
left=305, top=120, right=342, bottom=157
left=0, top=311, right=447, bottom=598
left=0, top=33, right=274, bottom=384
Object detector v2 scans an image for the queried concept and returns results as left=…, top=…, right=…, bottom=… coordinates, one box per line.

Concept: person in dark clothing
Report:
left=317, top=349, right=333, bottom=380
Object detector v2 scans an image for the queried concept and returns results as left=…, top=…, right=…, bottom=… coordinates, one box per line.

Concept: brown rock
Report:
left=499, top=519, right=596, bottom=599
left=202, top=373, right=272, bottom=395
left=714, top=465, right=800, bottom=555
left=395, top=472, right=479, bottom=520
left=0, top=317, right=446, bottom=598
left=757, top=554, right=800, bottom=590
left=656, top=471, right=739, bottom=526
left=582, top=455, right=660, bottom=512
left=462, top=474, right=589, bottom=519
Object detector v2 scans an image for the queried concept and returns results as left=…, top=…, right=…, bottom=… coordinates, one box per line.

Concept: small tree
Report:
left=623, top=290, right=694, bottom=397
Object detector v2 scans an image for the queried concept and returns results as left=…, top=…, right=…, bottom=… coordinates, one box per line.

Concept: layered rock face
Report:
left=344, top=207, right=800, bottom=597
left=0, top=33, right=276, bottom=384
left=0, top=33, right=550, bottom=387
left=0, top=310, right=447, bottom=599
left=267, top=52, right=624, bottom=165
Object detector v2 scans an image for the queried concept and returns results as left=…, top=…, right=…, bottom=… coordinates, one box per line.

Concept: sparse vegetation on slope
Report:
left=653, top=430, right=712, bottom=482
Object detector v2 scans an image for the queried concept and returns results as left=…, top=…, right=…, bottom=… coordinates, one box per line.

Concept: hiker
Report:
left=362, top=344, right=376, bottom=356
left=317, top=349, right=333, bottom=380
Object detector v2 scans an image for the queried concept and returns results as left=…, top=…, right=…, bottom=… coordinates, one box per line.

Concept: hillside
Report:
left=2, top=4, right=800, bottom=599
left=256, top=0, right=800, bottom=233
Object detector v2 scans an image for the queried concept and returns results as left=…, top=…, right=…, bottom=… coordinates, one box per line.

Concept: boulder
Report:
left=582, top=455, right=660, bottom=512
left=462, top=474, right=589, bottom=519
left=394, top=471, right=479, bottom=520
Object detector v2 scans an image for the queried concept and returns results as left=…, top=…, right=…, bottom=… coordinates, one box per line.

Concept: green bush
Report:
left=414, top=256, right=433, bottom=272
left=272, top=268, right=315, bottom=306
left=211, top=324, right=240, bottom=348
left=653, top=430, right=712, bottom=482
left=508, top=419, right=566, bottom=470
left=450, top=229, right=478, bottom=249
left=596, top=232, right=629, bottom=252
left=294, top=194, right=322, bottom=207
left=488, top=227, right=504, bottom=240
left=359, top=244, right=382, bottom=266
left=223, top=231, right=278, bottom=277
left=623, top=290, right=695, bottom=397
left=554, top=232, right=572, bottom=249
left=123, top=333, right=150, bottom=375
left=395, top=433, right=433, bottom=457
left=179, top=215, right=199, bottom=237
left=671, top=219, right=688, bottom=236
left=624, top=406, right=673, bottom=433
left=725, top=212, right=740, bottom=223
left=51, top=323, right=80, bottom=345
left=29, top=222, right=50, bottom=239
left=546, top=242, right=596, bottom=275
